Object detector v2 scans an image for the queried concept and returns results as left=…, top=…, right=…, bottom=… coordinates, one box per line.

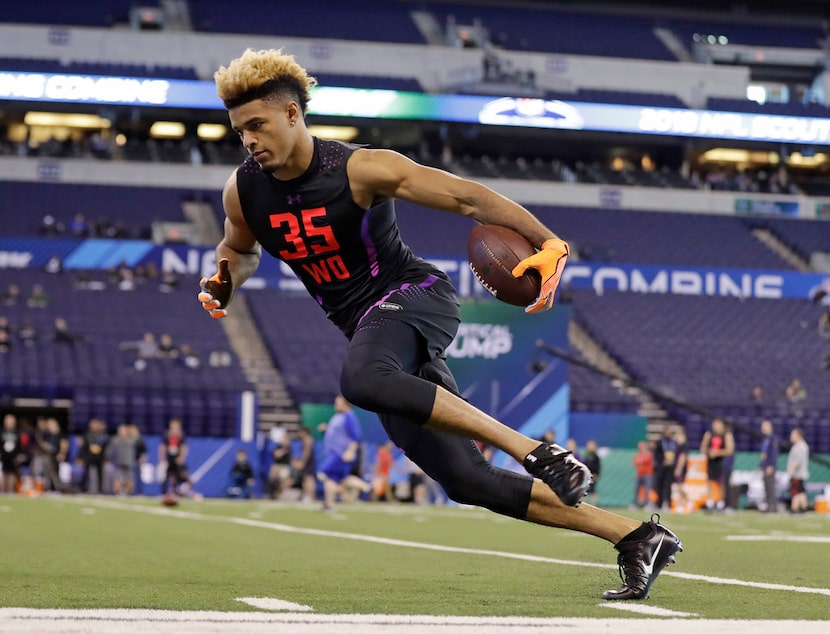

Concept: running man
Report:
left=198, top=48, right=681, bottom=600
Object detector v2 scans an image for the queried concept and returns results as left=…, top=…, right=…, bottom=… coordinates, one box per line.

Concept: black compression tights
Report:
left=340, top=318, right=438, bottom=423
left=340, top=318, right=534, bottom=519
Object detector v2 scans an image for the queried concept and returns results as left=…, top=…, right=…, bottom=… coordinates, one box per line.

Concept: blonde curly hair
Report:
left=214, top=48, right=317, bottom=111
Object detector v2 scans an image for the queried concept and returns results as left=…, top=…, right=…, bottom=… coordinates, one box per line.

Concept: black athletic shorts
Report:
left=355, top=272, right=460, bottom=361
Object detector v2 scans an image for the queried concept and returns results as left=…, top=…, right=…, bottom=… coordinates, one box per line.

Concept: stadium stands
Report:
left=0, top=57, right=198, bottom=79
left=748, top=216, right=830, bottom=262
left=189, top=0, right=425, bottom=43
left=570, top=289, right=830, bottom=452
left=668, top=18, right=824, bottom=50
left=245, top=291, right=348, bottom=405
left=0, top=2, right=141, bottom=27
left=425, top=3, right=674, bottom=59
left=0, top=269, right=251, bottom=436
left=0, top=181, right=198, bottom=239
left=313, top=73, right=423, bottom=92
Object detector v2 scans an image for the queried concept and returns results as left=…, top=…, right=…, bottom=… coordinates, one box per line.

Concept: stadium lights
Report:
left=699, top=148, right=779, bottom=165
left=23, top=111, right=111, bottom=129
left=149, top=121, right=185, bottom=138
left=787, top=152, right=827, bottom=167
left=307, top=125, right=359, bottom=141
left=196, top=123, right=227, bottom=140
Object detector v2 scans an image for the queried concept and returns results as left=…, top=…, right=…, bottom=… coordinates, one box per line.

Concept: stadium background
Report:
left=1, top=0, right=829, bottom=505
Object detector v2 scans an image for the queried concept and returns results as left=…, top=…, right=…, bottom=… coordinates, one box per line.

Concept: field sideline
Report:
left=1, top=495, right=828, bottom=632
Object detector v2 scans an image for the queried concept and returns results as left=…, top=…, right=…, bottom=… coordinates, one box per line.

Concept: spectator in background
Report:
left=565, top=437, right=582, bottom=463
left=107, top=423, right=137, bottom=495
left=131, top=424, right=148, bottom=496
left=31, top=417, right=64, bottom=492
left=672, top=428, right=690, bottom=514
left=178, top=344, right=201, bottom=370
left=44, top=254, right=63, bottom=274
left=159, top=268, right=180, bottom=293
left=40, top=214, right=64, bottom=236
left=0, top=330, right=10, bottom=354
left=582, top=440, right=601, bottom=506
left=52, top=317, right=83, bottom=345
left=226, top=449, right=255, bottom=498
left=156, top=333, right=179, bottom=360
left=26, top=284, right=50, bottom=308
left=265, top=430, right=292, bottom=500
left=78, top=418, right=109, bottom=494
left=786, top=428, right=810, bottom=513
left=17, top=319, right=37, bottom=347
left=371, top=440, right=396, bottom=502
left=88, top=131, right=112, bottom=160
left=159, top=418, right=190, bottom=497
left=1, top=413, right=24, bottom=493
left=143, top=262, right=160, bottom=283
left=785, top=378, right=807, bottom=415
left=631, top=440, right=654, bottom=509
left=700, top=418, right=735, bottom=512
left=538, top=428, right=556, bottom=445
left=67, top=213, right=89, bottom=237
left=653, top=426, right=678, bottom=511
left=117, top=268, right=136, bottom=291
left=759, top=420, right=780, bottom=513
left=750, top=385, right=766, bottom=413
left=208, top=349, right=233, bottom=368
left=2, top=284, right=21, bottom=306
left=119, top=332, right=159, bottom=371
left=292, top=426, right=317, bottom=503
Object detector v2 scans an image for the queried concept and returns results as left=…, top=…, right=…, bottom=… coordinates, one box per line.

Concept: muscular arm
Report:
left=216, top=170, right=262, bottom=304
left=347, top=148, right=559, bottom=249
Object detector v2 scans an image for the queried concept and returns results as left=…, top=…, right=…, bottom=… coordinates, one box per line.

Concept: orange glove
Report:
left=198, top=259, right=233, bottom=319
left=511, top=238, right=569, bottom=314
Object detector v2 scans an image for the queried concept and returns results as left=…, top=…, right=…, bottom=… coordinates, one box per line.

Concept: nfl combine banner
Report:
left=2, top=237, right=827, bottom=302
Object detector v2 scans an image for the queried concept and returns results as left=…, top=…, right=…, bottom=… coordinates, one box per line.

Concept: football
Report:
left=161, top=494, right=179, bottom=507
left=467, top=224, right=541, bottom=306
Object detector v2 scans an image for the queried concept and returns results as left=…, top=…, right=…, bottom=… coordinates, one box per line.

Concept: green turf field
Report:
left=1, top=495, right=828, bottom=621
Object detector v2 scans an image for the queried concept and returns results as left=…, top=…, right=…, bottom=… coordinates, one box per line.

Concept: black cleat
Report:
left=523, top=443, right=592, bottom=507
left=602, top=514, right=683, bottom=600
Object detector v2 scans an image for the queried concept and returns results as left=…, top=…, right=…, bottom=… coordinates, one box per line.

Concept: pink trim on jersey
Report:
left=358, top=274, right=438, bottom=324
left=360, top=211, right=380, bottom=277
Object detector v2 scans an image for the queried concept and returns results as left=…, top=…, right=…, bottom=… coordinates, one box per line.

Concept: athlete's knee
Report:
left=339, top=358, right=397, bottom=413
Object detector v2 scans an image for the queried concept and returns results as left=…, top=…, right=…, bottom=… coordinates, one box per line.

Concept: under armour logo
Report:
left=287, top=194, right=302, bottom=205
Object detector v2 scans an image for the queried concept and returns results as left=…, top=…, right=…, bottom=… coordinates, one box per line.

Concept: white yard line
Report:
left=600, top=602, right=698, bottom=617
left=1, top=610, right=830, bottom=634
left=725, top=535, right=830, bottom=543
left=66, top=496, right=830, bottom=599
left=235, top=597, right=314, bottom=611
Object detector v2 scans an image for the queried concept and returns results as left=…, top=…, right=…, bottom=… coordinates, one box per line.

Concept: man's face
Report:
left=229, top=98, right=296, bottom=175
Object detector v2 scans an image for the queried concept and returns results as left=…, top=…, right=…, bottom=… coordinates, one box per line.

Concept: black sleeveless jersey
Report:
left=235, top=137, right=443, bottom=335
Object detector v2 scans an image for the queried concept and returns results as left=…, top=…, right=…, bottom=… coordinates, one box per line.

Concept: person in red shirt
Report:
left=632, top=440, right=655, bottom=509
left=371, top=440, right=396, bottom=502
left=159, top=418, right=190, bottom=497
